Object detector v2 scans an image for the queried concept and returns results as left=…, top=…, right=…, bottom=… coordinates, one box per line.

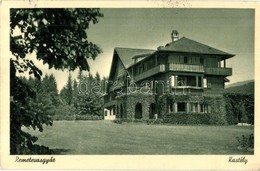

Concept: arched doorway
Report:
left=120, top=104, right=123, bottom=118
left=135, top=103, right=142, bottom=119
left=149, top=103, right=156, bottom=119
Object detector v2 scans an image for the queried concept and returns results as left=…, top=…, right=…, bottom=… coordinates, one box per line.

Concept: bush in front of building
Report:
left=113, top=118, right=164, bottom=125
left=163, top=112, right=211, bottom=125
left=206, top=96, right=227, bottom=125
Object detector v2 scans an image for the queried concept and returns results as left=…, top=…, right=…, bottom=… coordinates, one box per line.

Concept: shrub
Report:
left=163, top=113, right=210, bottom=125
left=113, top=118, right=164, bottom=125
left=55, top=104, right=77, bottom=116
left=52, top=114, right=102, bottom=121
left=224, top=93, right=254, bottom=125
left=207, top=97, right=227, bottom=125
left=236, top=133, right=254, bottom=149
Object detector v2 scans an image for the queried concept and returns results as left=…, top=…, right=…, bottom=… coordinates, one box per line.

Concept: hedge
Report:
left=52, top=115, right=103, bottom=121
left=163, top=113, right=210, bottom=125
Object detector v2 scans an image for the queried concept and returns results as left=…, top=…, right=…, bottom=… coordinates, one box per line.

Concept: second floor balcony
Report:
left=133, top=63, right=232, bottom=81
left=168, top=63, right=204, bottom=73
left=134, top=64, right=165, bottom=81
left=205, top=67, right=232, bottom=76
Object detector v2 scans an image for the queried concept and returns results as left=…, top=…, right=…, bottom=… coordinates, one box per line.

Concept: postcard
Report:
left=0, top=0, right=259, bottom=170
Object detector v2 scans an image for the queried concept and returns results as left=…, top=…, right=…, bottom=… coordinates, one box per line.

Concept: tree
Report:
left=10, top=9, right=103, bottom=154
left=101, top=76, right=108, bottom=95
left=61, top=73, right=73, bottom=105
left=77, top=69, right=83, bottom=81
left=72, top=79, right=79, bottom=108
left=95, top=72, right=101, bottom=82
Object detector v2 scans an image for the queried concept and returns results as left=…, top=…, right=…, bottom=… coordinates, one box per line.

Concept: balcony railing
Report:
left=168, top=63, right=204, bottom=73
left=133, top=63, right=232, bottom=81
left=205, top=67, right=232, bottom=76
left=170, top=86, right=204, bottom=95
left=134, top=64, right=165, bottom=81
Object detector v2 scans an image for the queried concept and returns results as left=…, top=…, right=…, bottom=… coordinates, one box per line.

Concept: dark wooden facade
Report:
left=103, top=36, right=234, bottom=120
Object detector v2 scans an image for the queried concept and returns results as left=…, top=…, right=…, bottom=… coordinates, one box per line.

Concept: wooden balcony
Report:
left=168, top=63, right=204, bottom=73
left=205, top=67, right=232, bottom=76
left=133, top=64, right=232, bottom=82
left=170, top=86, right=204, bottom=95
left=134, top=64, right=165, bottom=81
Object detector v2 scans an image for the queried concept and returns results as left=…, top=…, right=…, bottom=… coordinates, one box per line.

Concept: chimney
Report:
left=171, top=30, right=179, bottom=42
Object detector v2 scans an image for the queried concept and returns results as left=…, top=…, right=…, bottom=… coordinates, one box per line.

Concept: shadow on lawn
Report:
left=52, top=148, right=71, bottom=155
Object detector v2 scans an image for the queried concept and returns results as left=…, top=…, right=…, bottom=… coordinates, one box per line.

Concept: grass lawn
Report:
left=25, top=120, right=254, bottom=155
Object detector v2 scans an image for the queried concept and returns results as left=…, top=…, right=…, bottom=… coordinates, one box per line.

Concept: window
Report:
left=198, top=76, right=202, bottom=87
left=139, top=66, right=143, bottom=73
left=186, top=76, right=196, bottom=87
left=175, top=75, right=198, bottom=87
left=200, top=57, right=204, bottom=65
left=177, top=76, right=186, bottom=86
left=168, top=103, right=173, bottom=113
left=177, top=102, right=186, bottom=112
left=200, top=104, right=205, bottom=113
left=184, top=56, right=188, bottom=64
left=190, top=57, right=196, bottom=64
left=190, top=103, right=198, bottom=113
left=199, top=104, right=211, bottom=113
left=143, top=63, right=147, bottom=71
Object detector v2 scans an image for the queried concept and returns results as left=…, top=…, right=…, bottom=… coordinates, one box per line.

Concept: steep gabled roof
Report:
left=107, top=48, right=155, bottom=82
left=115, top=48, right=156, bottom=68
left=159, top=37, right=234, bottom=57
left=108, top=37, right=235, bottom=83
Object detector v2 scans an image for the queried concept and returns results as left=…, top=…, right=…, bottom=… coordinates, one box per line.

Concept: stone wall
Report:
left=116, top=93, right=155, bottom=120
left=105, top=92, right=227, bottom=124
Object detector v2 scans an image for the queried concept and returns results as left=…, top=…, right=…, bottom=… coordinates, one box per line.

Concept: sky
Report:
left=26, top=8, right=255, bottom=91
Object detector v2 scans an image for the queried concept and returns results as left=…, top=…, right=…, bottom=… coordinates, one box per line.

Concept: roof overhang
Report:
left=157, top=50, right=235, bottom=60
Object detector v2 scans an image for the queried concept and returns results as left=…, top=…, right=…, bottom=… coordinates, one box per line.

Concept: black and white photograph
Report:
left=0, top=1, right=259, bottom=170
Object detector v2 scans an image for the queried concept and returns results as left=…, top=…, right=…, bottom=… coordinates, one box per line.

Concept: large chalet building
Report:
left=103, top=31, right=234, bottom=123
